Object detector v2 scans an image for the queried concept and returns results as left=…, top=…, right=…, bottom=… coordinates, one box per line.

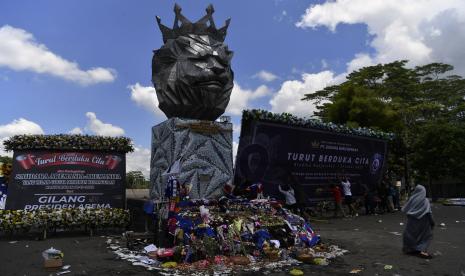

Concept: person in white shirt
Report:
left=278, top=183, right=299, bottom=214
left=341, top=177, right=358, bottom=216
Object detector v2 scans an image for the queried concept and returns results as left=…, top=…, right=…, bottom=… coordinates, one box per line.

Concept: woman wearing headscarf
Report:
left=402, top=185, right=434, bottom=258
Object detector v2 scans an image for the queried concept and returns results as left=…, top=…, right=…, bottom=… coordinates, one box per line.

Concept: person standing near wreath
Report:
left=278, top=183, right=298, bottom=214
left=287, top=174, right=307, bottom=216
left=402, top=185, right=434, bottom=259
left=341, top=176, right=358, bottom=217
left=330, top=183, right=346, bottom=218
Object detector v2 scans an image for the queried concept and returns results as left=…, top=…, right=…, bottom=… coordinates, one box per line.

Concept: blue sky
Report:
left=1, top=0, right=465, bottom=176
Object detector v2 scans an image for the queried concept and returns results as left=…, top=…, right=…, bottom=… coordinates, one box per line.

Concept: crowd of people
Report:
left=235, top=173, right=435, bottom=260
left=328, top=180, right=435, bottom=259
left=225, top=174, right=435, bottom=260
left=322, top=175, right=402, bottom=218
left=235, top=174, right=404, bottom=219
left=365, top=176, right=402, bottom=214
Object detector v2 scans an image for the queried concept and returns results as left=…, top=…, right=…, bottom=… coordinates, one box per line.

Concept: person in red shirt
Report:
left=330, top=184, right=346, bottom=218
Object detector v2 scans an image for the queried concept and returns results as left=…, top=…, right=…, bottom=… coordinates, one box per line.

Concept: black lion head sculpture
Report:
left=152, top=4, right=234, bottom=121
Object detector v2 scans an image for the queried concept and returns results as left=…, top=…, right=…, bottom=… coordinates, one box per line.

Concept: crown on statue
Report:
left=156, top=3, right=231, bottom=43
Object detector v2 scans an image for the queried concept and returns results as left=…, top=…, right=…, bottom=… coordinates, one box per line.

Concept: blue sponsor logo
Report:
left=370, top=153, right=383, bottom=174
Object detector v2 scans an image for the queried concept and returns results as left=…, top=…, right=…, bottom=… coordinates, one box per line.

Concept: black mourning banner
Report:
left=6, top=150, right=125, bottom=210
left=235, top=121, right=388, bottom=204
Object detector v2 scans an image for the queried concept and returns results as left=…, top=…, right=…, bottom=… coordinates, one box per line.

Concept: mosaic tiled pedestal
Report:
left=150, top=118, right=233, bottom=200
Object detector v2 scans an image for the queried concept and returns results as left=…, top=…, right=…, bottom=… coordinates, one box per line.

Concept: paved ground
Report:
left=307, top=204, right=465, bottom=276
left=0, top=204, right=464, bottom=276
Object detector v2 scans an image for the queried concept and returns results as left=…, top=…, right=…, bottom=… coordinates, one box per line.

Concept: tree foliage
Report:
left=412, top=121, right=465, bottom=181
left=0, top=156, right=12, bottom=164
left=126, top=171, right=149, bottom=188
left=303, top=61, right=465, bottom=184
left=320, top=84, right=399, bottom=131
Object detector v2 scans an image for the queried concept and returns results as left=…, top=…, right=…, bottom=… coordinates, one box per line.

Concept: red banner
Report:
left=15, top=152, right=121, bottom=170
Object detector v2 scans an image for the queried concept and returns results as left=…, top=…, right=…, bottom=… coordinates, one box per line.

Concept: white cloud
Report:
left=346, top=53, right=375, bottom=73
left=68, top=127, right=83, bottom=135
left=233, top=123, right=241, bottom=134
left=128, top=83, right=165, bottom=117
left=232, top=141, right=239, bottom=164
left=253, top=70, right=279, bottom=82
left=0, top=118, right=44, bottom=156
left=85, top=112, right=125, bottom=137
left=422, top=9, right=465, bottom=72
left=226, top=82, right=271, bottom=115
left=270, top=0, right=465, bottom=120
left=126, top=145, right=151, bottom=178
left=296, top=0, right=465, bottom=73
left=0, top=25, right=116, bottom=85
left=269, top=71, right=338, bottom=117
left=0, top=118, right=43, bottom=137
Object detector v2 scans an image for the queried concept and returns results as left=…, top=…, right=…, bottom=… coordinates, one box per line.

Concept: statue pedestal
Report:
left=150, top=118, right=233, bottom=200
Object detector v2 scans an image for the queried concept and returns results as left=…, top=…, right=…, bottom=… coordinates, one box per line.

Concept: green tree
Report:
left=322, top=84, right=399, bottom=131
left=303, top=61, right=465, bottom=189
left=412, top=121, right=465, bottom=184
left=126, top=171, right=148, bottom=188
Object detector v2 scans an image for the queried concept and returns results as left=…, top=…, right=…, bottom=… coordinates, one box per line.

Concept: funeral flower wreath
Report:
left=0, top=208, right=130, bottom=232
left=242, top=109, right=394, bottom=140
left=3, top=134, right=134, bottom=153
